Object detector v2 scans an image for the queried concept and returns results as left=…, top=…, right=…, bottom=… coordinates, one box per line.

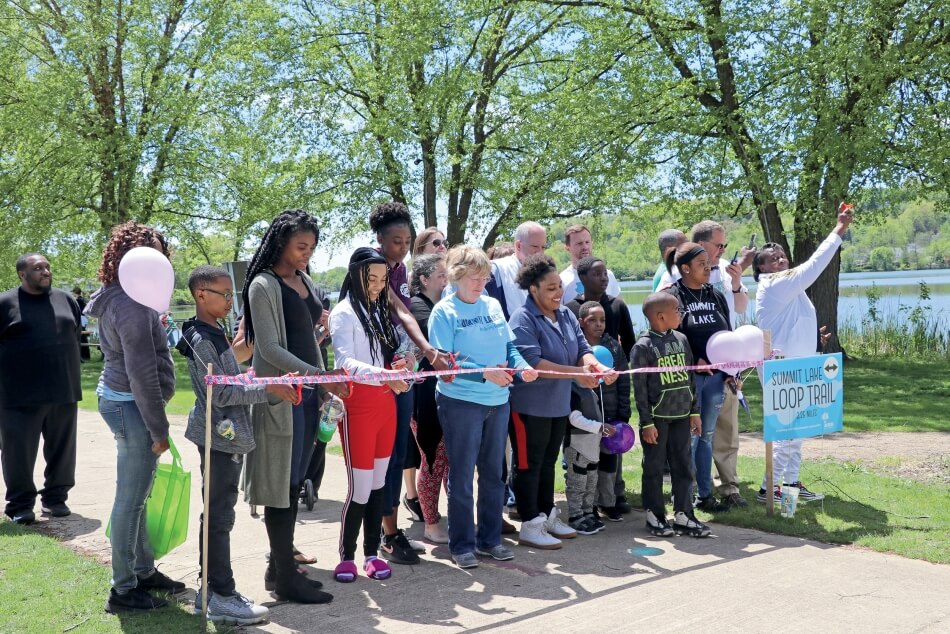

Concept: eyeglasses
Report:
left=429, top=239, right=450, bottom=248
left=201, top=289, right=234, bottom=301
left=712, top=243, right=728, bottom=250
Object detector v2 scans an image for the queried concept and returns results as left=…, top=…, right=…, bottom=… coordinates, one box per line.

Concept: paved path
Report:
left=4, top=411, right=950, bottom=633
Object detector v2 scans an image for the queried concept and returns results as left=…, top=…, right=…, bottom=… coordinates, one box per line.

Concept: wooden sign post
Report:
left=201, top=363, right=213, bottom=623
left=763, top=331, right=774, bottom=516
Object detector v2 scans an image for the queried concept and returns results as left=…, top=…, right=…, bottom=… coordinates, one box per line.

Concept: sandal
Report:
left=293, top=547, right=317, bottom=564
left=363, top=556, right=392, bottom=580
left=333, top=560, right=358, bottom=583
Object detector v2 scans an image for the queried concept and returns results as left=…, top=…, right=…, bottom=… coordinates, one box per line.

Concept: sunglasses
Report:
left=202, top=288, right=234, bottom=301
left=429, top=239, right=450, bottom=248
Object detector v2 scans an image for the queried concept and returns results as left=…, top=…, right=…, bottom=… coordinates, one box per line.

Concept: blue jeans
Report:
left=436, top=393, right=509, bottom=556
left=691, top=372, right=726, bottom=498
left=383, top=388, right=415, bottom=516
left=99, top=398, right=158, bottom=594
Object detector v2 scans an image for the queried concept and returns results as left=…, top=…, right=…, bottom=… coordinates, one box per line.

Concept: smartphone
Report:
left=748, top=233, right=757, bottom=249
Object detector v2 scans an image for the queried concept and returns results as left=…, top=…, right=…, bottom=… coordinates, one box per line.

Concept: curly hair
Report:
left=516, top=253, right=558, bottom=290
left=241, top=209, right=320, bottom=344
left=409, top=253, right=445, bottom=296
left=369, top=200, right=412, bottom=235
left=97, top=221, right=170, bottom=285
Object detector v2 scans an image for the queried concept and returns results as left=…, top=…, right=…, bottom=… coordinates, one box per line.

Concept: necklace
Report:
left=681, top=282, right=707, bottom=306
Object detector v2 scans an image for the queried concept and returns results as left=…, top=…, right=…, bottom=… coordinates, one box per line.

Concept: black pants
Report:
left=641, top=418, right=695, bottom=516
left=303, top=440, right=327, bottom=494
left=0, top=403, right=77, bottom=516
left=510, top=413, right=567, bottom=521
left=197, top=448, right=243, bottom=596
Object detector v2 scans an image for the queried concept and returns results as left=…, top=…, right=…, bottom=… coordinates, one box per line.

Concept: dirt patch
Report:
left=738, top=431, right=950, bottom=485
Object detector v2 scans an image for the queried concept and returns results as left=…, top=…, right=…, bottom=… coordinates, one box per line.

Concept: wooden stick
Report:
left=201, top=362, right=213, bottom=622
left=763, top=330, right=774, bottom=516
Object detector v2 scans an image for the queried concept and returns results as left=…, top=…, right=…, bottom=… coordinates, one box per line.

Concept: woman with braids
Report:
left=241, top=209, right=344, bottom=605
left=329, top=247, right=412, bottom=582
left=369, top=201, right=445, bottom=564
left=85, top=222, right=184, bottom=613
left=406, top=253, right=449, bottom=543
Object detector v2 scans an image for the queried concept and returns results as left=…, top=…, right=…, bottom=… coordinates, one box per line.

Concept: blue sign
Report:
left=762, top=353, right=843, bottom=441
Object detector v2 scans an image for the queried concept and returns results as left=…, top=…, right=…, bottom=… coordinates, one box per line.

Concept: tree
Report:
left=290, top=0, right=658, bottom=247
left=555, top=0, right=950, bottom=351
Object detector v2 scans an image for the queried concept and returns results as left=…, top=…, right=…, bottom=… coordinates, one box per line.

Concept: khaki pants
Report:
left=713, top=388, right=740, bottom=496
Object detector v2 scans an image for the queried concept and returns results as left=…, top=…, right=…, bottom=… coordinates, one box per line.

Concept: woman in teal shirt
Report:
left=427, top=246, right=538, bottom=569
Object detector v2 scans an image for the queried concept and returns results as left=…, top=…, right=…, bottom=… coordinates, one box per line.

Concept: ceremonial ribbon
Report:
left=205, top=358, right=770, bottom=386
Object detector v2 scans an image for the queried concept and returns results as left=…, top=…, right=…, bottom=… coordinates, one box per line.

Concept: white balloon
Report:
left=118, top=246, right=175, bottom=313
left=706, top=325, right=765, bottom=374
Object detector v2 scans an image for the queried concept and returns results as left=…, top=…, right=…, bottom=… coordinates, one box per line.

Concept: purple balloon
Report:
left=601, top=421, right=635, bottom=454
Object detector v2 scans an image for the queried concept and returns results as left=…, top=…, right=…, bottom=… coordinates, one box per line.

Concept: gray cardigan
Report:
left=85, top=284, right=175, bottom=443
left=243, top=271, right=326, bottom=508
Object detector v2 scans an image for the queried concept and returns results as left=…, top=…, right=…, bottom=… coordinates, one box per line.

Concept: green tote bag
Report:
left=106, top=437, right=191, bottom=560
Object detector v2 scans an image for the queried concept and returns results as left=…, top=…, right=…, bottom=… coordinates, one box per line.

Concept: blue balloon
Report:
left=591, top=344, right=614, bottom=368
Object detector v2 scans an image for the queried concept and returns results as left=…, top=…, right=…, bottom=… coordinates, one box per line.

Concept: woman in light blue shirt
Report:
left=428, top=246, right=538, bottom=569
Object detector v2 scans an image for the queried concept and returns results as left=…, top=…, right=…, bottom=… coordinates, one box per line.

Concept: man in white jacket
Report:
left=752, top=206, right=854, bottom=503
left=560, top=224, right=621, bottom=305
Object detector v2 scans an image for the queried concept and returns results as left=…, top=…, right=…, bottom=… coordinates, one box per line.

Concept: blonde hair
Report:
left=446, top=245, right=491, bottom=284
left=413, top=226, right=444, bottom=258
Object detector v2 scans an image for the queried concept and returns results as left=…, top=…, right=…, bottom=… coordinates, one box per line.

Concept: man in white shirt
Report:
left=753, top=206, right=854, bottom=503
left=652, top=229, right=686, bottom=291
left=559, top=224, right=621, bottom=305
left=485, top=221, right=547, bottom=319
left=689, top=221, right=754, bottom=509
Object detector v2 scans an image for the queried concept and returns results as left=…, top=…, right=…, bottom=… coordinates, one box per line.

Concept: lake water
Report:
left=619, top=269, right=950, bottom=332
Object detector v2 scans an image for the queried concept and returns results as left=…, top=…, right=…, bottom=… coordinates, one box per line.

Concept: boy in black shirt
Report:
left=633, top=293, right=709, bottom=538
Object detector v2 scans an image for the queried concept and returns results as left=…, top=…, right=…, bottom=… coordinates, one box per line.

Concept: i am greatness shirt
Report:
left=664, top=280, right=731, bottom=362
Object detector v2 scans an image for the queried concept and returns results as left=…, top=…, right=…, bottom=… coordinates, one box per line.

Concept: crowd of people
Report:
left=0, top=203, right=854, bottom=625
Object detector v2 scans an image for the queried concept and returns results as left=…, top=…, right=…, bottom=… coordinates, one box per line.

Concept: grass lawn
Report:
left=0, top=522, right=215, bottom=634
left=738, top=356, right=950, bottom=433
left=549, top=450, right=950, bottom=565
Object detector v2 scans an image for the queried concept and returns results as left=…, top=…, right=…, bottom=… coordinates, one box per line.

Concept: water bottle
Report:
left=317, top=395, right=345, bottom=443
left=217, top=418, right=236, bottom=441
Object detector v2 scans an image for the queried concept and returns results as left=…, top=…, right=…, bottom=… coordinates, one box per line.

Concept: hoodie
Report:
left=85, top=284, right=175, bottom=443
left=176, top=317, right=267, bottom=454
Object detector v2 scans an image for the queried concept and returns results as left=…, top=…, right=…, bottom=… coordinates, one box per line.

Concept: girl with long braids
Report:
left=241, top=209, right=345, bottom=604
left=329, top=247, right=411, bottom=582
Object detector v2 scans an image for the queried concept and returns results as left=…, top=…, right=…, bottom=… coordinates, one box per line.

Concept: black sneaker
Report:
left=615, top=498, right=632, bottom=514
left=402, top=494, right=424, bottom=523
left=568, top=515, right=598, bottom=536
left=645, top=510, right=674, bottom=537
left=785, top=481, right=825, bottom=502
left=696, top=495, right=729, bottom=513
left=8, top=510, right=35, bottom=525
left=599, top=506, right=623, bottom=522
left=380, top=529, right=420, bottom=565
left=137, top=569, right=186, bottom=593
left=584, top=513, right=605, bottom=533
left=757, top=487, right=782, bottom=504
left=506, top=504, right=521, bottom=522
left=41, top=502, right=71, bottom=517
left=105, top=587, right=168, bottom=613
left=673, top=511, right=711, bottom=538
left=722, top=493, right=748, bottom=509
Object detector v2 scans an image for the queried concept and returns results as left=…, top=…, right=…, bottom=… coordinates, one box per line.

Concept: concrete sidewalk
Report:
left=4, top=410, right=950, bottom=633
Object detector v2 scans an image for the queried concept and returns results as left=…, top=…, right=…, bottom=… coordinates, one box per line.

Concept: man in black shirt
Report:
left=0, top=254, right=82, bottom=524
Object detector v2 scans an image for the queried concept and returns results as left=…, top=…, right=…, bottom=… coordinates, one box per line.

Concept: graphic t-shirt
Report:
left=664, top=280, right=730, bottom=363
left=427, top=293, right=516, bottom=406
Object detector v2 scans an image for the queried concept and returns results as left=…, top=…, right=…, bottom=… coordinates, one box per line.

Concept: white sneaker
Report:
left=543, top=507, right=577, bottom=539
left=407, top=537, right=427, bottom=553
left=423, top=519, right=449, bottom=544
left=195, top=590, right=269, bottom=626
left=517, top=514, right=562, bottom=550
